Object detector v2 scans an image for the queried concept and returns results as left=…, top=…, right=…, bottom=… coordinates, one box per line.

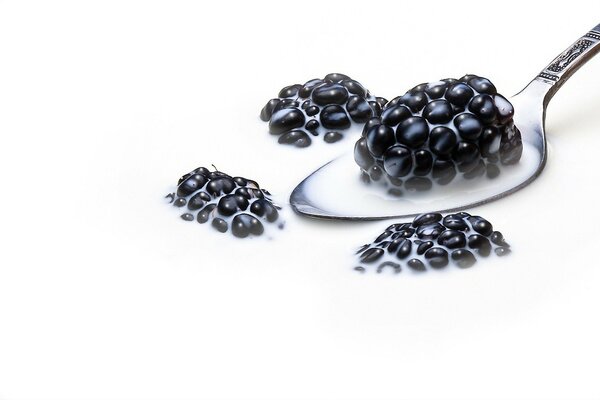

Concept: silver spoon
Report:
left=290, top=23, right=600, bottom=221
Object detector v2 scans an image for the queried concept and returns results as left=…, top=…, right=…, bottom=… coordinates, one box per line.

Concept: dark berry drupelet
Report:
left=166, top=166, right=282, bottom=238
left=355, top=211, right=511, bottom=273
left=261, top=73, right=387, bottom=147
left=354, top=74, right=523, bottom=191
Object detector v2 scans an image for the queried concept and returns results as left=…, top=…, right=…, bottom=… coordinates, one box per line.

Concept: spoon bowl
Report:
left=290, top=24, right=600, bottom=221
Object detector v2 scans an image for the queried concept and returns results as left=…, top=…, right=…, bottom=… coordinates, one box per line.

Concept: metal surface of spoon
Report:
left=290, top=24, right=600, bottom=221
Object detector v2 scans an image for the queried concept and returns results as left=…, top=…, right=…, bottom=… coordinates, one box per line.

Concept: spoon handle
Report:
left=530, top=23, right=600, bottom=106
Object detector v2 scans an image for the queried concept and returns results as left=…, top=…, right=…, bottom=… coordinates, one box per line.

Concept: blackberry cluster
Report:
left=354, top=75, right=523, bottom=194
left=166, top=167, right=282, bottom=238
left=355, top=212, right=510, bottom=273
left=260, top=73, right=387, bottom=147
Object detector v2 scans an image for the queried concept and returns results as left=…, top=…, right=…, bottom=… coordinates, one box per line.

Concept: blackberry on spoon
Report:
left=354, top=74, right=523, bottom=194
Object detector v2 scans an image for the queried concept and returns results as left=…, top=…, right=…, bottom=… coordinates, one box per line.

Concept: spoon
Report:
left=290, top=23, right=600, bottom=221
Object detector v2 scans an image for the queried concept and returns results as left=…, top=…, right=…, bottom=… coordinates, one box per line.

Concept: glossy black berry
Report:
left=269, top=109, right=305, bottom=135
left=383, top=145, right=412, bottom=177
left=396, top=117, right=428, bottom=147
left=424, top=81, right=448, bottom=99
left=211, top=218, right=228, bottom=233
left=299, top=78, right=322, bottom=98
left=490, top=231, right=509, bottom=247
left=375, top=230, right=393, bottom=243
left=451, top=249, right=477, bottom=268
left=446, top=83, right=474, bottom=106
left=197, top=204, right=216, bottom=224
left=360, top=248, right=385, bottom=263
left=324, top=72, right=351, bottom=83
left=260, top=99, right=280, bottom=122
left=305, top=119, right=320, bottom=133
left=480, top=126, right=501, bottom=157
left=362, top=117, right=381, bottom=137
left=346, top=96, right=373, bottom=123
left=370, top=165, right=383, bottom=181
left=250, top=198, right=279, bottom=222
left=469, top=95, right=497, bottom=123
left=468, top=234, right=492, bottom=257
left=177, top=174, right=207, bottom=197
left=442, top=215, right=469, bottom=231
left=454, top=113, right=483, bottom=141
left=437, top=230, right=467, bottom=249
left=468, top=216, right=493, bottom=236
left=384, top=236, right=400, bottom=252
left=217, top=195, right=239, bottom=216
left=417, top=223, right=446, bottom=240
left=413, top=213, right=442, bottom=227
left=413, top=150, right=433, bottom=176
left=403, top=91, right=428, bottom=112
left=342, top=80, right=368, bottom=97
left=417, top=241, right=434, bottom=255
left=206, top=177, right=235, bottom=196
left=305, top=105, right=320, bottom=116
left=278, top=84, right=301, bottom=98
left=495, top=247, right=511, bottom=257
left=375, top=97, right=388, bottom=109
left=423, top=99, right=453, bottom=124
left=381, top=105, right=411, bottom=126
left=407, top=258, right=426, bottom=271
left=353, top=74, right=522, bottom=190
left=187, top=191, right=208, bottom=210
left=354, top=138, right=375, bottom=170
left=231, top=214, right=264, bottom=238
left=278, top=130, right=311, bottom=148
left=234, top=187, right=251, bottom=199
left=320, top=105, right=350, bottom=129
left=392, top=224, right=415, bottom=237
left=312, top=83, right=348, bottom=106
left=180, top=213, right=194, bottom=221
left=410, top=83, right=428, bottom=92
left=367, top=124, right=396, bottom=157
left=324, top=132, right=343, bottom=143
left=467, top=76, right=496, bottom=94
left=425, top=247, right=449, bottom=269
left=173, top=198, right=186, bottom=207
left=395, top=238, right=412, bottom=259
left=429, top=127, right=457, bottom=156
left=272, top=98, right=299, bottom=113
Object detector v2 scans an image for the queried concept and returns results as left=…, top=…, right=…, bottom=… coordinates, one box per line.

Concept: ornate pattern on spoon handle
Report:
left=536, top=24, right=600, bottom=95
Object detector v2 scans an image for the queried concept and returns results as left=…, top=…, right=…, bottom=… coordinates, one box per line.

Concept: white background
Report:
left=1, top=1, right=600, bottom=399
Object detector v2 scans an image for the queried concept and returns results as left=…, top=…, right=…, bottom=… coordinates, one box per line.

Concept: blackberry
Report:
left=260, top=73, right=387, bottom=147
left=353, top=75, right=523, bottom=193
left=166, top=166, right=282, bottom=238
left=354, top=212, right=511, bottom=274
